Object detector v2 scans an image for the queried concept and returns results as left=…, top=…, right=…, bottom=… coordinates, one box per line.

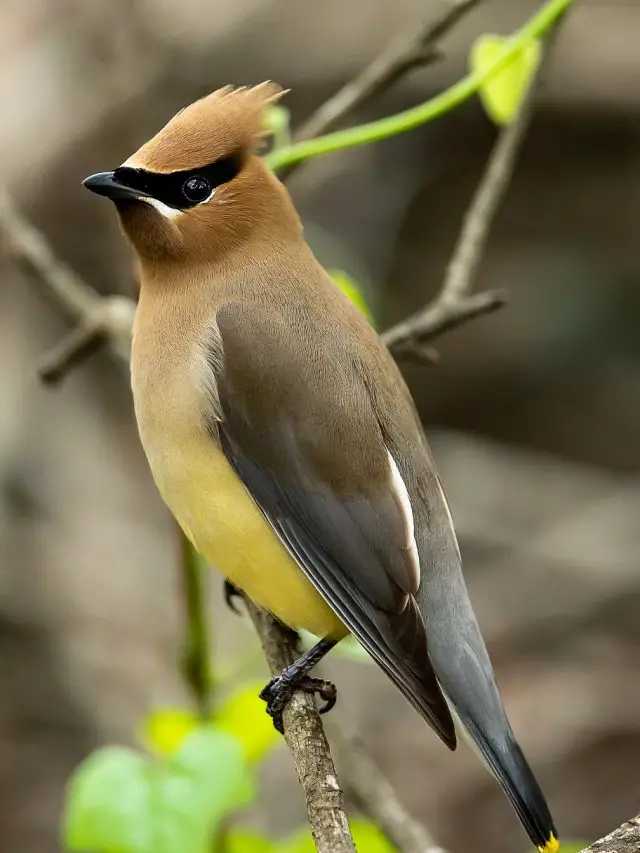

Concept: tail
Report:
left=454, top=707, right=559, bottom=852
left=414, top=474, right=559, bottom=852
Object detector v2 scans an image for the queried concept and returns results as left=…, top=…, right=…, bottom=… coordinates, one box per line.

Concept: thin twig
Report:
left=266, top=0, right=572, bottom=174
left=0, top=187, right=97, bottom=320
left=383, top=18, right=563, bottom=355
left=280, top=0, right=486, bottom=180
left=0, top=186, right=133, bottom=378
left=383, top=99, right=535, bottom=351
left=330, top=726, right=446, bottom=853
left=381, top=103, right=530, bottom=351
left=38, top=318, right=107, bottom=384
left=244, top=600, right=355, bottom=853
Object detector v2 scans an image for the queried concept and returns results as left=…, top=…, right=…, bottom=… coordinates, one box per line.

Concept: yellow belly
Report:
left=151, top=434, right=346, bottom=640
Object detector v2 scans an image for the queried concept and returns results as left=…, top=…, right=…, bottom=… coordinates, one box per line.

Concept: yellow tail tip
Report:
left=538, top=834, right=560, bottom=853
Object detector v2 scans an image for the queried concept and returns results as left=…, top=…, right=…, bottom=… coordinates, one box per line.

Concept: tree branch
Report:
left=279, top=0, right=486, bottom=180
left=330, top=726, right=446, bottom=853
left=0, top=185, right=133, bottom=378
left=382, top=16, right=558, bottom=356
left=244, top=601, right=355, bottom=852
left=579, top=816, right=640, bottom=853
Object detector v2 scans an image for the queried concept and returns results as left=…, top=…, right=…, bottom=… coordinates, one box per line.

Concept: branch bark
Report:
left=245, top=601, right=355, bottom=852
left=579, top=816, right=640, bottom=853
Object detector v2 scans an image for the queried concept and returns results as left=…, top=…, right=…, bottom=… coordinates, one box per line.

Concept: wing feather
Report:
left=214, top=302, right=456, bottom=748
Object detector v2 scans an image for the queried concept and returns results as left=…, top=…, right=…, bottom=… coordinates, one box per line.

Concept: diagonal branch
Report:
left=382, top=18, right=562, bottom=357
left=280, top=0, right=486, bottom=180
left=331, top=725, right=446, bottom=853
left=0, top=186, right=133, bottom=377
left=245, top=601, right=355, bottom=852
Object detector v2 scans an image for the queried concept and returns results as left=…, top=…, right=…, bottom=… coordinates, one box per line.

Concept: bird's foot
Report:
left=259, top=674, right=337, bottom=734
left=223, top=579, right=244, bottom=614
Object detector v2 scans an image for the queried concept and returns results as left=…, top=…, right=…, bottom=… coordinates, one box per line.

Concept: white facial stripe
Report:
left=386, top=449, right=421, bottom=590
left=141, top=197, right=183, bottom=220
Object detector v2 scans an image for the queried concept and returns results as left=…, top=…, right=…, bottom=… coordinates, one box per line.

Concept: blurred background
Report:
left=1, top=0, right=639, bottom=851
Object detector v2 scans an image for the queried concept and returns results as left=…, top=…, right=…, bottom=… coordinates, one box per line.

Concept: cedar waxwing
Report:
left=83, top=83, right=558, bottom=853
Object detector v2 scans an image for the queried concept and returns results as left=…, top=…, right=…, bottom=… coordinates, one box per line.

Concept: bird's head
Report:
left=84, top=82, right=300, bottom=265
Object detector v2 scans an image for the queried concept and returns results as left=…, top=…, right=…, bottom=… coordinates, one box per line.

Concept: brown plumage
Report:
left=127, top=83, right=284, bottom=172
left=83, top=83, right=559, bottom=853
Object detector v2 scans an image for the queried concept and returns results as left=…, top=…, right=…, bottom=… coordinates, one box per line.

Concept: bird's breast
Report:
left=130, top=310, right=345, bottom=639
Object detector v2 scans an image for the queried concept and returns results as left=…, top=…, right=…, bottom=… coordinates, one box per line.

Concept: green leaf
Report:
left=172, top=727, right=255, bottom=820
left=216, top=680, right=281, bottom=764
left=63, top=730, right=254, bottom=853
left=140, top=684, right=281, bottom=766
left=140, top=707, right=200, bottom=757
left=329, top=269, right=374, bottom=323
left=280, top=818, right=393, bottom=853
left=64, top=747, right=152, bottom=852
left=226, top=830, right=278, bottom=853
left=470, top=34, right=541, bottom=126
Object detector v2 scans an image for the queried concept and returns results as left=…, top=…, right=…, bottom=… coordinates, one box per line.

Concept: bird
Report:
left=83, top=82, right=559, bottom=853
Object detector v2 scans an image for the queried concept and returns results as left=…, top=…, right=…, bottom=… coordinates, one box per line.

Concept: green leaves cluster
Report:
left=63, top=668, right=391, bottom=853
left=65, top=729, right=253, bottom=853
left=62, top=560, right=379, bottom=853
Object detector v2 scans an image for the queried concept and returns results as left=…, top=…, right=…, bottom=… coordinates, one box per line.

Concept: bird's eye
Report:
left=182, top=175, right=211, bottom=203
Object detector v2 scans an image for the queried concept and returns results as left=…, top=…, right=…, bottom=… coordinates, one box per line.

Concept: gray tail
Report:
left=457, top=710, right=558, bottom=852
left=415, top=504, right=558, bottom=852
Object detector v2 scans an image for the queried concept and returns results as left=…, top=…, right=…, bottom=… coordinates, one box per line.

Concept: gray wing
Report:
left=211, top=301, right=455, bottom=748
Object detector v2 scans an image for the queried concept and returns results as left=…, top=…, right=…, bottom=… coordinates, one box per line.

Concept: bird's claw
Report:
left=259, top=674, right=337, bottom=734
left=223, top=579, right=244, bottom=614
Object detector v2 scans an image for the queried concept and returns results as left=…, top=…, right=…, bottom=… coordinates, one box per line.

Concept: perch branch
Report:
left=244, top=601, right=355, bottom=852
left=279, top=0, right=486, bottom=180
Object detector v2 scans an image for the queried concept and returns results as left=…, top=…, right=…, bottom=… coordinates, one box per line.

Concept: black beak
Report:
left=82, top=171, right=144, bottom=202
